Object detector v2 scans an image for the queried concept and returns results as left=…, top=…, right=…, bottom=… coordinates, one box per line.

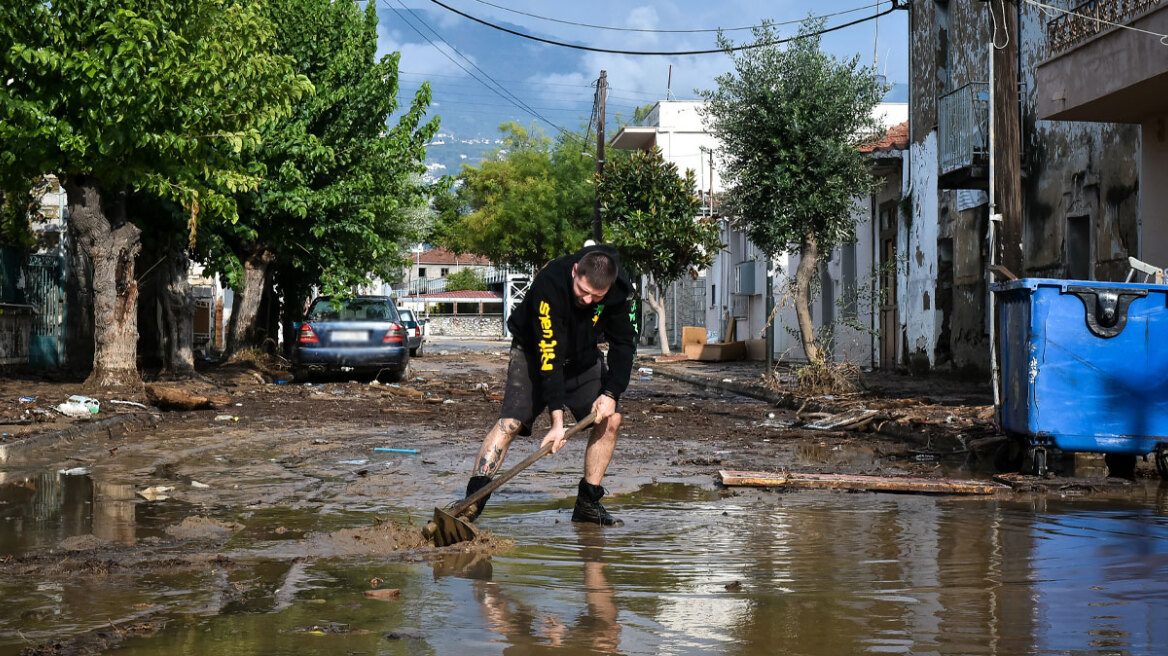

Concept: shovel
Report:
left=423, top=412, right=597, bottom=547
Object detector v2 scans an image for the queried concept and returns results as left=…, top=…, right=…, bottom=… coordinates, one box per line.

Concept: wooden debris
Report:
left=718, top=470, right=1011, bottom=496
left=145, top=385, right=211, bottom=411
left=379, top=407, right=432, bottom=415
left=804, top=409, right=880, bottom=431
left=364, top=588, right=401, bottom=601
left=650, top=404, right=683, bottom=413
left=993, top=473, right=1133, bottom=493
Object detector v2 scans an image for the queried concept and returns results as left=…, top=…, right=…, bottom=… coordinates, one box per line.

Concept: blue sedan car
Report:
left=292, top=296, right=410, bottom=382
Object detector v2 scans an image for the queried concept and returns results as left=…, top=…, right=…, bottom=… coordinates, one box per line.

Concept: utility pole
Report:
left=592, top=70, right=607, bottom=243
left=990, top=0, right=1023, bottom=275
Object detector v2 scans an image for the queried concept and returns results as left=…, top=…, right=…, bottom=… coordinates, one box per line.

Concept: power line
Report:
left=464, top=0, right=886, bottom=34
left=383, top=0, right=582, bottom=143
left=426, top=0, right=901, bottom=56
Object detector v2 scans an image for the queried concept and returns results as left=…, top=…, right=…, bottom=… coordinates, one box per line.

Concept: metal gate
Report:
left=25, top=253, right=65, bottom=369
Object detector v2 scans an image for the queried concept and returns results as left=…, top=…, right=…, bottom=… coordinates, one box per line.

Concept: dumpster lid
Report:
left=990, top=277, right=1168, bottom=293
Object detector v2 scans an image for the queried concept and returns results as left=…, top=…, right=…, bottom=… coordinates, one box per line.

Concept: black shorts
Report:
left=501, top=347, right=616, bottom=436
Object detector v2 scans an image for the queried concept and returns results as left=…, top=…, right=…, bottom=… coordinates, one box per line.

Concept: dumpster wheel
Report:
left=1028, top=446, right=1048, bottom=478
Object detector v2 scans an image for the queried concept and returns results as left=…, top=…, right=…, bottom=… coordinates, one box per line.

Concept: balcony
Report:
left=937, top=82, right=989, bottom=190
left=1046, top=0, right=1162, bottom=59
left=1037, top=1, right=1168, bottom=122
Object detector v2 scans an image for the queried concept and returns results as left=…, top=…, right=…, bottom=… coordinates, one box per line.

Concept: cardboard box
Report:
left=680, top=325, right=748, bottom=361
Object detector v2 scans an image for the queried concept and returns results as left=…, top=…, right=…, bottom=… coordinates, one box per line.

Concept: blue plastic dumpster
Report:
left=992, top=278, right=1168, bottom=473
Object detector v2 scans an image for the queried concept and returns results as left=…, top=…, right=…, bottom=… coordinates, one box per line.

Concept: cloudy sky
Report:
left=370, top=1, right=910, bottom=139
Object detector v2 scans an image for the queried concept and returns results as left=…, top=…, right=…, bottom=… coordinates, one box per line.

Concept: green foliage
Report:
left=699, top=18, right=886, bottom=256
left=0, top=0, right=313, bottom=229
left=201, top=0, right=438, bottom=298
left=444, top=268, right=487, bottom=292
left=433, top=122, right=592, bottom=269
left=598, top=148, right=721, bottom=290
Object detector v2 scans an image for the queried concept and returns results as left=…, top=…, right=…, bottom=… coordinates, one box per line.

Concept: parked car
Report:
left=397, top=308, right=425, bottom=357
left=292, top=296, right=409, bottom=382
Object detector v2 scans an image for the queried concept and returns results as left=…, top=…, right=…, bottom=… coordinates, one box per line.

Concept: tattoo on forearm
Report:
left=477, top=445, right=504, bottom=476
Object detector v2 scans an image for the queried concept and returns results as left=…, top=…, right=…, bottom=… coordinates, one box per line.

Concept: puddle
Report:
left=5, top=475, right=1168, bottom=655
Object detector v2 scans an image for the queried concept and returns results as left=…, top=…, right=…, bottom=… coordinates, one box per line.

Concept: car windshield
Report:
left=306, top=298, right=394, bottom=321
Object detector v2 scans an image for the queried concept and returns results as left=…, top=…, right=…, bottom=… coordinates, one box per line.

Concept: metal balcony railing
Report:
left=1046, top=0, right=1164, bottom=59
left=938, top=82, right=990, bottom=180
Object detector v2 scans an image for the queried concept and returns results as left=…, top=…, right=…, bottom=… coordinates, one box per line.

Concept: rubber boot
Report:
left=571, top=478, right=623, bottom=526
left=461, top=475, right=492, bottom=522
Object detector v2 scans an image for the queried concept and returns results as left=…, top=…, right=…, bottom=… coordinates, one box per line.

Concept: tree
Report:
left=444, top=268, right=487, bottom=292
left=699, top=19, right=885, bottom=365
left=598, top=148, right=722, bottom=355
left=434, top=123, right=592, bottom=269
left=200, top=0, right=437, bottom=356
left=0, top=0, right=311, bottom=387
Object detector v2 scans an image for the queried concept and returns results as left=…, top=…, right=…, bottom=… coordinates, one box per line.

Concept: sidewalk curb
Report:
left=0, top=411, right=162, bottom=464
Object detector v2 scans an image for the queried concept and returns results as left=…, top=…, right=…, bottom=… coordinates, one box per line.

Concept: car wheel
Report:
left=411, top=343, right=423, bottom=357
left=293, top=367, right=311, bottom=382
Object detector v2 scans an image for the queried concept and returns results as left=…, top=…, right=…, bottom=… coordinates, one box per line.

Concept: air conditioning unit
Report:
left=734, top=260, right=756, bottom=295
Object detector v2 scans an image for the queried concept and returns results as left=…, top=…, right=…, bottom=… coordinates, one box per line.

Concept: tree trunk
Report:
left=794, top=235, right=822, bottom=365
left=644, top=278, right=671, bottom=356
left=227, top=247, right=274, bottom=356
left=159, top=248, right=196, bottom=378
left=62, top=175, right=143, bottom=389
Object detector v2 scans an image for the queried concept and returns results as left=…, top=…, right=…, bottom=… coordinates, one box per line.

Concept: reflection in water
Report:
left=5, top=477, right=1168, bottom=655
left=472, top=526, right=621, bottom=655
left=0, top=472, right=139, bottom=553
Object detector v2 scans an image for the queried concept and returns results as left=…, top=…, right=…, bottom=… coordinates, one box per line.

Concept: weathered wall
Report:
left=905, top=133, right=941, bottom=369
left=1019, top=4, right=1141, bottom=283
left=1141, top=114, right=1168, bottom=267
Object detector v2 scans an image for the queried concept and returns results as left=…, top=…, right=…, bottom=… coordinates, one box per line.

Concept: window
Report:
left=418, top=267, right=427, bottom=278
left=842, top=241, right=857, bottom=319
left=441, top=267, right=450, bottom=276
left=1067, top=215, right=1091, bottom=280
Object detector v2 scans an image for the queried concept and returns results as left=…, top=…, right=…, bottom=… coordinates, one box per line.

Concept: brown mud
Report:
left=0, top=346, right=1156, bottom=654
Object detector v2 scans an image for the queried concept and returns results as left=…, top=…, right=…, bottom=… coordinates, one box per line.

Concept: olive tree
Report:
left=598, top=148, right=721, bottom=355
left=700, top=19, right=885, bottom=365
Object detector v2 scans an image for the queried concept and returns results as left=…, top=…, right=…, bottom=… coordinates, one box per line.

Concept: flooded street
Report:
left=2, top=350, right=1167, bottom=654
left=4, top=470, right=1168, bottom=655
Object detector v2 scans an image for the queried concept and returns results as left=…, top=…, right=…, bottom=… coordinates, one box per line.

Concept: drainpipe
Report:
left=870, top=190, right=877, bottom=370
left=988, top=41, right=1002, bottom=413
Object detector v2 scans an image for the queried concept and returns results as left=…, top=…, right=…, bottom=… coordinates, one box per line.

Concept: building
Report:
left=612, top=100, right=908, bottom=364
left=905, top=0, right=1145, bottom=375
left=610, top=101, right=726, bottom=348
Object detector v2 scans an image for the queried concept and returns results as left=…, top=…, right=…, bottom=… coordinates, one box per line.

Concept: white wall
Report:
left=904, top=131, right=941, bottom=366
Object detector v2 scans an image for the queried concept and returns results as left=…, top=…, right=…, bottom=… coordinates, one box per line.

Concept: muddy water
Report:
left=5, top=471, right=1168, bottom=656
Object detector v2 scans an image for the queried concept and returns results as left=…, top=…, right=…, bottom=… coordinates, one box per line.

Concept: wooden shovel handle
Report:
left=449, top=411, right=597, bottom=518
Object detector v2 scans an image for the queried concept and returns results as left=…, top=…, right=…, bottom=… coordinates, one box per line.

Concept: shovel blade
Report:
left=427, top=507, right=478, bottom=547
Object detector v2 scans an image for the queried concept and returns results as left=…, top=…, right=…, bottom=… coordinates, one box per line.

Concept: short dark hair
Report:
left=577, top=251, right=617, bottom=290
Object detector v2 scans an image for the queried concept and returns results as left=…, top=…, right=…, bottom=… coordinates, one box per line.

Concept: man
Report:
left=463, top=244, right=638, bottom=526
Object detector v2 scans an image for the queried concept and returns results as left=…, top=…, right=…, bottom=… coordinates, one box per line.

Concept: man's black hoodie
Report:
left=508, top=245, right=639, bottom=412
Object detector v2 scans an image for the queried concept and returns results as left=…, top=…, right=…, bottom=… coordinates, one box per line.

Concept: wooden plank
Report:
left=718, top=470, right=1011, bottom=496
left=804, top=409, right=880, bottom=431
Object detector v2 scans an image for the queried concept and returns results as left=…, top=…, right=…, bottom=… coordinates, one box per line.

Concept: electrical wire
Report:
left=989, top=0, right=1010, bottom=50
left=383, top=0, right=583, bottom=144
left=463, top=0, right=885, bottom=34
left=426, top=0, right=901, bottom=56
left=1023, top=0, right=1168, bottom=46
